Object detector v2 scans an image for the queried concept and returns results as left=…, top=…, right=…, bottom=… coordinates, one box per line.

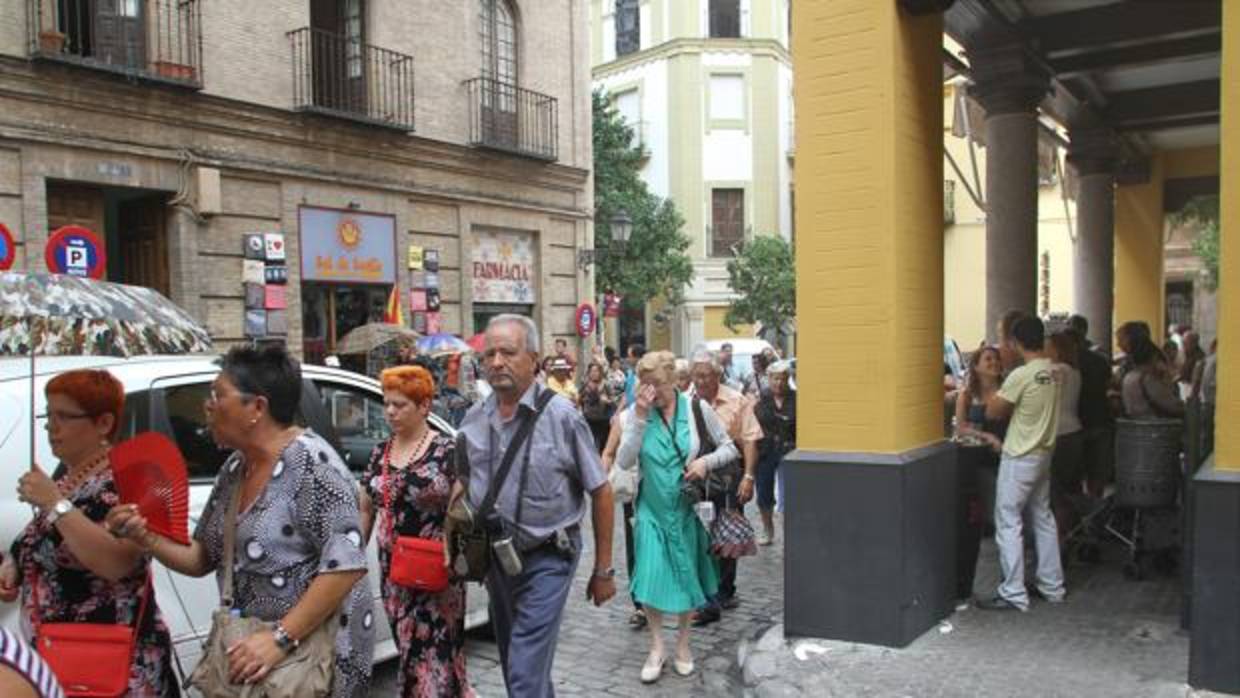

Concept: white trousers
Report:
left=994, top=450, right=1065, bottom=609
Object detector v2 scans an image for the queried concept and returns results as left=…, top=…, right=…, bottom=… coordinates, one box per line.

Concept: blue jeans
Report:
left=756, top=450, right=784, bottom=511
left=486, top=540, right=580, bottom=697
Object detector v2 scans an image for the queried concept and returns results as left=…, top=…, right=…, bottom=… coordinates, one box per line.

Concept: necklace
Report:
left=387, top=426, right=433, bottom=470
left=58, top=449, right=110, bottom=497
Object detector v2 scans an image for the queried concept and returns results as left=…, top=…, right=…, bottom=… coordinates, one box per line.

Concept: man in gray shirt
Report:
left=453, top=314, right=616, bottom=696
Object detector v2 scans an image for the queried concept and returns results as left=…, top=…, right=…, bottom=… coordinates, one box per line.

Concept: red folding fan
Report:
left=111, top=432, right=191, bottom=545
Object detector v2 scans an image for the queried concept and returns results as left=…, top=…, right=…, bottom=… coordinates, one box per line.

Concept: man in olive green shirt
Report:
left=981, top=316, right=1066, bottom=611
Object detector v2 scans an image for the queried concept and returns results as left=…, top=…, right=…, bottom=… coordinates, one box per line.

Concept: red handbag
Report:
left=33, top=575, right=150, bottom=697
left=383, top=440, right=450, bottom=593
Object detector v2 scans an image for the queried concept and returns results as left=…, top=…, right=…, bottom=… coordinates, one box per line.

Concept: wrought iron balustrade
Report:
left=465, top=77, right=558, bottom=161
left=27, top=0, right=202, bottom=88
left=288, top=27, right=415, bottom=131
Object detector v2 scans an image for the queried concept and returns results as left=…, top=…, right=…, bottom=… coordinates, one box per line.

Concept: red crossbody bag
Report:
left=383, top=440, right=450, bottom=592
left=32, top=571, right=151, bottom=697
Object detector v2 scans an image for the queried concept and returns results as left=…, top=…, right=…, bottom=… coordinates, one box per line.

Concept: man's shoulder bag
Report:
left=448, top=388, right=556, bottom=582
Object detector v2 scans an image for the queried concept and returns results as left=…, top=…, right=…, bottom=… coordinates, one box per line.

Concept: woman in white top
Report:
left=1047, top=331, right=1085, bottom=540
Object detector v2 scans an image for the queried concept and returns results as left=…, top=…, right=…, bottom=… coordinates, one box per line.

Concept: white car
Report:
left=0, top=355, right=488, bottom=674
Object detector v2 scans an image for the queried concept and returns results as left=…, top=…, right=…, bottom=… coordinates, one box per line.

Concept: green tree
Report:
left=725, top=235, right=796, bottom=344
left=1170, top=195, right=1220, bottom=290
left=593, top=91, right=694, bottom=305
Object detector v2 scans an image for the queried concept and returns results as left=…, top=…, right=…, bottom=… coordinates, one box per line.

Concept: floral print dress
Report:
left=9, top=464, right=179, bottom=697
left=364, top=433, right=474, bottom=698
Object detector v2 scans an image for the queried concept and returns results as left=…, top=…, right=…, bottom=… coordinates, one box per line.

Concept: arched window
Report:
left=480, top=0, right=517, bottom=86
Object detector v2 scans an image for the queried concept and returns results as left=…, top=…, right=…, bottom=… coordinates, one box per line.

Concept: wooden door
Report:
left=46, top=182, right=105, bottom=235
left=118, top=194, right=169, bottom=296
left=93, top=0, right=146, bottom=69
left=711, top=188, right=744, bottom=256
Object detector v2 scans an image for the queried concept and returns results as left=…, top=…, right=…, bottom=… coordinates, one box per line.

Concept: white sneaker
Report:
left=757, top=530, right=774, bottom=546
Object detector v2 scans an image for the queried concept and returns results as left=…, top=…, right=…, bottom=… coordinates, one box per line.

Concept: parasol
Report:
left=0, top=272, right=214, bottom=468
left=335, top=322, right=420, bottom=355
left=416, top=333, right=471, bottom=356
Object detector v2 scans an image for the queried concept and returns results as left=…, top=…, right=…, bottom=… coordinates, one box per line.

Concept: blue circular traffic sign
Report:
left=45, top=225, right=107, bottom=279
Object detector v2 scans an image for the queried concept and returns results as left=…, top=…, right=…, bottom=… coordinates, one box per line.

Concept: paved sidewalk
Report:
left=739, top=536, right=1224, bottom=698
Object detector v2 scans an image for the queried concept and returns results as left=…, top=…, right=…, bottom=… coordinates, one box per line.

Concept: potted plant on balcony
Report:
left=153, top=60, right=196, bottom=81
left=38, top=29, right=66, bottom=54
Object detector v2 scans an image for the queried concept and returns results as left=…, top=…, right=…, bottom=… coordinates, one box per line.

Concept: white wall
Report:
left=594, top=59, right=671, bottom=197
left=778, top=62, right=793, bottom=240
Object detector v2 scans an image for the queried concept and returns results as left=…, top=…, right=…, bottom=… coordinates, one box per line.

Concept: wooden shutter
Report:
left=711, top=188, right=744, bottom=256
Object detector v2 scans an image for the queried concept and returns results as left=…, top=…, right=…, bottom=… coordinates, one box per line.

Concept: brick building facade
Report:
left=0, top=0, right=594, bottom=361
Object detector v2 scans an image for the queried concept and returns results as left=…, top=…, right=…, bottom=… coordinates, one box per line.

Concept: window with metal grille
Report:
left=711, top=188, right=745, bottom=257
left=615, top=0, right=640, bottom=56
left=709, top=0, right=741, bottom=38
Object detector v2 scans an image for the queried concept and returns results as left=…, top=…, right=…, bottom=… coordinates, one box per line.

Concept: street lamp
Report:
left=611, top=209, right=633, bottom=253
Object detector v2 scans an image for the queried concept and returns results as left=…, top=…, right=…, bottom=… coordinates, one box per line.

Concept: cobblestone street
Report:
left=375, top=508, right=783, bottom=697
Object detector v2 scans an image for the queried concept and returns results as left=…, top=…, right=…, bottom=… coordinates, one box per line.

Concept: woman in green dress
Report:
left=614, top=351, right=738, bottom=684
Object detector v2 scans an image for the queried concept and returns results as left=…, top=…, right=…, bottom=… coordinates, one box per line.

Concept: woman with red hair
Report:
left=359, top=365, right=473, bottom=697
left=1, top=369, right=179, bottom=696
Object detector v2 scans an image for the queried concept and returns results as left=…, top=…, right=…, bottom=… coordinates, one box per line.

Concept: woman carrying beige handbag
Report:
left=108, top=346, right=374, bottom=697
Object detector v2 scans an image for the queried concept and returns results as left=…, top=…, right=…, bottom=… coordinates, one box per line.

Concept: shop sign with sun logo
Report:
left=299, top=206, right=396, bottom=284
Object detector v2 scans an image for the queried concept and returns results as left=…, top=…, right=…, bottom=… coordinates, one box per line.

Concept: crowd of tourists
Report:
left=952, top=311, right=1217, bottom=612
left=0, top=315, right=801, bottom=698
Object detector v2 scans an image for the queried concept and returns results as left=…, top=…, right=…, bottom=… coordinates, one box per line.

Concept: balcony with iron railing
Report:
left=27, top=0, right=202, bottom=88
left=288, top=27, right=415, bottom=132
left=465, top=77, right=558, bottom=161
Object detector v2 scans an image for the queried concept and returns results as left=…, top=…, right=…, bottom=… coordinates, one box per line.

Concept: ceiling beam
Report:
left=1104, top=80, right=1220, bottom=125
left=1114, top=114, right=1221, bottom=134
left=1050, top=34, right=1221, bottom=78
left=1024, top=1, right=1220, bottom=55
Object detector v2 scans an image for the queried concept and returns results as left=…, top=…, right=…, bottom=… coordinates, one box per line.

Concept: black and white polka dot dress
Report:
left=193, top=430, right=374, bottom=698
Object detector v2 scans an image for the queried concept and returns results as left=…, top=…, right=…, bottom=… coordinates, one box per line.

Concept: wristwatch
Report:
left=742, top=473, right=756, bottom=482
left=592, top=567, right=616, bottom=580
left=45, top=499, right=73, bottom=525
left=273, top=623, right=299, bottom=652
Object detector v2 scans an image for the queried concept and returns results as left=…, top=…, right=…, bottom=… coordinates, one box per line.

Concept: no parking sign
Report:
left=45, top=226, right=107, bottom=279
left=0, top=223, right=15, bottom=271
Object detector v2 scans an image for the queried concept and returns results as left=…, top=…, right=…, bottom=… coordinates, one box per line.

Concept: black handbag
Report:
left=678, top=399, right=739, bottom=504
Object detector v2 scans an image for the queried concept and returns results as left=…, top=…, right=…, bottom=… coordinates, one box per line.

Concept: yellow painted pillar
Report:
left=794, top=1, right=943, bottom=454
left=1113, top=155, right=1165, bottom=351
left=1217, top=1, right=1240, bottom=471
left=786, top=0, right=952, bottom=648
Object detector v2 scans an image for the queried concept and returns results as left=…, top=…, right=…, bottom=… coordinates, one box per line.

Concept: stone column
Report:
left=1068, top=129, right=1118, bottom=353
left=969, top=46, right=1050, bottom=342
